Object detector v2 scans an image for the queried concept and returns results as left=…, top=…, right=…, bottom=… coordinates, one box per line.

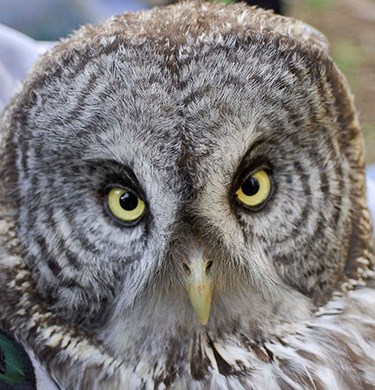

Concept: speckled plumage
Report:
left=0, top=2, right=374, bottom=389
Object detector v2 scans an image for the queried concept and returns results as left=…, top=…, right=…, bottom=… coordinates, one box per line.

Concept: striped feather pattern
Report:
left=0, top=2, right=374, bottom=388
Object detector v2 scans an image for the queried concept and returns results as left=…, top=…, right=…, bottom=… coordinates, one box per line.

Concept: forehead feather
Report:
left=19, top=2, right=330, bottom=92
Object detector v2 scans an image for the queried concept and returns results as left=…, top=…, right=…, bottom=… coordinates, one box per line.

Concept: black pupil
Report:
left=119, top=192, right=138, bottom=211
left=241, top=176, right=260, bottom=196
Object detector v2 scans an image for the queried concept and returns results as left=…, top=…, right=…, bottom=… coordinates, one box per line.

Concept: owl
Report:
left=0, top=2, right=374, bottom=389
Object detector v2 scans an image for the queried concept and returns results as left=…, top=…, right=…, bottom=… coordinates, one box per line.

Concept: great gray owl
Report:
left=0, top=2, right=374, bottom=389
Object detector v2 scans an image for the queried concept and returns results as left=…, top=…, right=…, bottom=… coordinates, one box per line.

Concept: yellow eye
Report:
left=235, top=169, right=271, bottom=208
left=107, top=188, right=146, bottom=223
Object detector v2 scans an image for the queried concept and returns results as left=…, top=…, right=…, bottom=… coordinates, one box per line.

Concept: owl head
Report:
left=0, top=1, right=373, bottom=383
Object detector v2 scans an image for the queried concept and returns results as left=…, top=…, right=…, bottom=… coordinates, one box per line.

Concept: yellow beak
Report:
left=185, top=260, right=213, bottom=326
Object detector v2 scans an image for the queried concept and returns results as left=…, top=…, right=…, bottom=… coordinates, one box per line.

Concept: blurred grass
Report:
left=363, top=124, right=375, bottom=163
left=332, top=41, right=361, bottom=91
left=289, top=0, right=375, bottom=164
left=308, top=0, right=333, bottom=11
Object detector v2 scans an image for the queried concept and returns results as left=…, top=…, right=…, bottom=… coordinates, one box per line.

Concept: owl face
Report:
left=3, top=3, right=369, bottom=366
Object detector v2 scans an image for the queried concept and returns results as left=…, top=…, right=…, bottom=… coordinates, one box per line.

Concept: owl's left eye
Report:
left=106, top=187, right=146, bottom=225
left=235, top=169, right=272, bottom=209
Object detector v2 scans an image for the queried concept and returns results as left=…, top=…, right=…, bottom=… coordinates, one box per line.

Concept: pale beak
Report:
left=184, top=259, right=213, bottom=326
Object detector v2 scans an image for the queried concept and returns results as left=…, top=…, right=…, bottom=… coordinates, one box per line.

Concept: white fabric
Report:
left=367, top=166, right=375, bottom=226
left=0, top=24, right=52, bottom=110
left=29, top=352, right=60, bottom=389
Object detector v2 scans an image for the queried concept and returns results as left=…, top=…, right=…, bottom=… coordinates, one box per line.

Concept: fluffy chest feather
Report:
left=116, top=288, right=375, bottom=389
left=6, top=273, right=374, bottom=390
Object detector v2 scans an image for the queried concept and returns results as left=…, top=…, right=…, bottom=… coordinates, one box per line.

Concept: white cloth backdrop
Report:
left=0, top=23, right=374, bottom=224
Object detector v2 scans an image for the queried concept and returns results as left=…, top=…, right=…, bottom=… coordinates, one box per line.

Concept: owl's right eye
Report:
left=106, top=187, right=146, bottom=225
